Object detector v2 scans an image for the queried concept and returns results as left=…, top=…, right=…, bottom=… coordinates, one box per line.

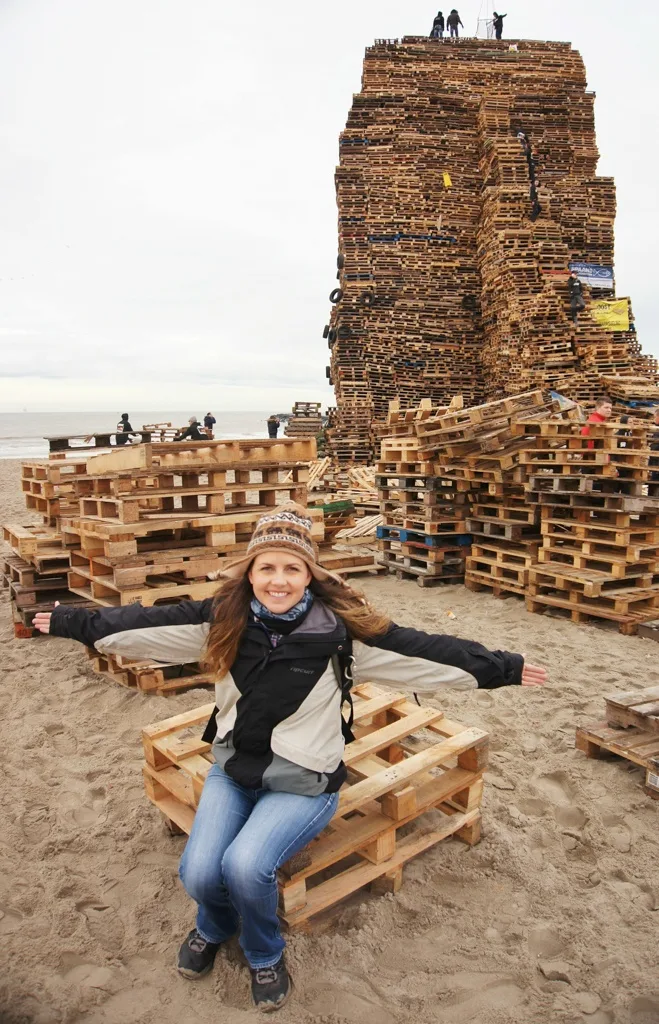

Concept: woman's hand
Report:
left=34, top=601, right=59, bottom=634
left=521, top=657, right=547, bottom=687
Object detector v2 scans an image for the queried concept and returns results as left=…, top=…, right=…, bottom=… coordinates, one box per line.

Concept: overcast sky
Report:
left=1, top=0, right=657, bottom=412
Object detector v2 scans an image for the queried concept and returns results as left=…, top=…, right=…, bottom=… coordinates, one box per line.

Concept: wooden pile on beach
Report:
left=373, top=388, right=659, bottom=633
left=325, top=37, right=658, bottom=464
left=2, top=438, right=319, bottom=645
left=284, top=402, right=323, bottom=438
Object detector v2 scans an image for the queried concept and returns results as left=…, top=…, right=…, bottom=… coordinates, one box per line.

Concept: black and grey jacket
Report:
left=51, top=599, right=523, bottom=797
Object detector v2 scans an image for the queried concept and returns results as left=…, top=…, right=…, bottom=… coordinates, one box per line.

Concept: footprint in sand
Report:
left=43, top=721, right=78, bottom=754
left=527, top=924, right=564, bottom=958
left=514, top=797, right=548, bottom=817
left=58, top=785, right=108, bottom=827
left=534, top=771, right=576, bottom=806
left=76, top=899, right=125, bottom=952
left=22, top=804, right=52, bottom=843
left=534, top=772, right=587, bottom=827
left=432, top=973, right=525, bottom=1023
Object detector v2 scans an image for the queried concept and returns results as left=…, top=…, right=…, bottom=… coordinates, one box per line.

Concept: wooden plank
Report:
left=338, top=728, right=487, bottom=817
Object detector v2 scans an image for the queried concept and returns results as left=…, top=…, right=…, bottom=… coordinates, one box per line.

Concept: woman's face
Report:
left=248, top=551, right=312, bottom=615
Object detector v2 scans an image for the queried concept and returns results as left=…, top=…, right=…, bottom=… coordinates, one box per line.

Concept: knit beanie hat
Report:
left=217, top=502, right=347, bottom=586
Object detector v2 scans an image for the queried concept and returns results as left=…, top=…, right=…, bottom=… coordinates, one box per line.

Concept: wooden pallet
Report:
left=529, top=563, right=655, bottom=599
left=464, top=570, right=526, bottom=598
left=2, top=553, right=69, bottom=587
left=61, top=508, right=324, bottom=561
left=142, top=683, right=488, bottom=926
left=9, top=593, right=96, bottom=636
left=84, top=438, right=317, bottom=476
left=88, top=650, right=214, bottom=696
left=575, top=721, right=659, bottom=798
left=637, top=621, right=659, bottom=643
left=603, top=685, right=659, bottom=733
left=2, top=523, right=66, bottom=563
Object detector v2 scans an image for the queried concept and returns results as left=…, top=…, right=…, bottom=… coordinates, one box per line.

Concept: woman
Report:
left=35, top=504, right=546, bottom=1013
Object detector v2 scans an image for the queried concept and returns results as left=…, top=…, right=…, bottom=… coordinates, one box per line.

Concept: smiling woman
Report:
left=34, top=501, right=546, bottom=1012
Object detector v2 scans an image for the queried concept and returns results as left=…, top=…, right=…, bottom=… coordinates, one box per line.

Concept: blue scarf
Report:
left=250, top=588, right=314, bottom=646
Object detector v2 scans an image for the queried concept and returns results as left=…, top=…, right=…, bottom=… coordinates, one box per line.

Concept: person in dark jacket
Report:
left=567, top=270, right=586, bottom=323
left=430, top=10, right=445, bottom=37
left=175, top=417, right=206, bottom=441
left=115, top=413, right=136, bottom=446
left=34, top=504, right=547, bottom=1013
left=203, top=412, right=216, bottom=431
left=447, top=9, right=463, bottom=37
left=492, top=12, right=507, bottom=39
left=267, top=414, right=281, bottom=439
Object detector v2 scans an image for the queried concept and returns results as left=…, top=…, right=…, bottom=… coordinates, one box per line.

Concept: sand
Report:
left=0, top=456, right=657, bottom=1024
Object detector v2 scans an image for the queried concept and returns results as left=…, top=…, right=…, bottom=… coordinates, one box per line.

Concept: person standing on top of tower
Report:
left=447, top=9, right=463, bottom=37
left=430, top=11, right=445, bottom=38
left=493, top=12, right=507, bottom=39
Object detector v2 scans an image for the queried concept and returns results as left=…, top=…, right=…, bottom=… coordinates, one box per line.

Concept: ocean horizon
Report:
left=0, top=410, right=278, bottom=459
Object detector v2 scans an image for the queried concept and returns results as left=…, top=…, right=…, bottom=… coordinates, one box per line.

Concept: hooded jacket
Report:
left=50, top=599, right=523, bottom=796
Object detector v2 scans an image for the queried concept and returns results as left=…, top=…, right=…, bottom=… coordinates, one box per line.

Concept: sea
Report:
left=0, top=411, right=274, bottom=460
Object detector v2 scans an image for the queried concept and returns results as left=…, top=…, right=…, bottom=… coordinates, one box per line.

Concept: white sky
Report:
left=1, top=0, right=657, bottom=412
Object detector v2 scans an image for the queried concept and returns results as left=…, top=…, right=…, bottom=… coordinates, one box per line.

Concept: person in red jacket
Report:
left=580, top=396, right=613, bottom=449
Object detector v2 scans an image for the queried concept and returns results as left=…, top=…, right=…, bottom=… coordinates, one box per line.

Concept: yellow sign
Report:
left=442, top=171, right=452, bottom=188
left=590, top=298, right=629, bottom=332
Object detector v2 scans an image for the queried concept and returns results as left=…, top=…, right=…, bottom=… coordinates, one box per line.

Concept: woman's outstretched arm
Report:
left=352, top=623, right=547, bottom=693
left=34, top=598, right=215, bottom=664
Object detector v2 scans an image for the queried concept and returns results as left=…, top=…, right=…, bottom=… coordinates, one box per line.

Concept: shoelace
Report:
left=189, top=932, right=209, bottom=954
left=254, top=966, right=279, bottom=985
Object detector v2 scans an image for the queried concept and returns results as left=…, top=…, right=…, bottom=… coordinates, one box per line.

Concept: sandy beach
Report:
left=1, top=455, right=657, bottom=1024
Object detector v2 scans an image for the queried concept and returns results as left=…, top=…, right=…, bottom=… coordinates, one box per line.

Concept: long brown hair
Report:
left=203, top=574, right=391, bottom=678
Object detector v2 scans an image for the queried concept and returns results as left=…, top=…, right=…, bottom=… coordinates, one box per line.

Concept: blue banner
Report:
left=568, top=262, right=614, bottom=289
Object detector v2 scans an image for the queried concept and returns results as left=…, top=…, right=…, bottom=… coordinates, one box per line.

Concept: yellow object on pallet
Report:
left=442, top=171, right=452, bottom=187
left=590, top=298, right=629, bottom=331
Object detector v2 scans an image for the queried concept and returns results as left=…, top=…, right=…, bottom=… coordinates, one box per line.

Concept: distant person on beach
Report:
left=203, top=412, right=216, bottom=432
left=33, top=504, right=547, bottom=1012
left=175, top=416, right=206, bottom=442
left=116, top=413, right=136, bottom=445
left=430, top=11, right=444, bottom=37
left=492, top=12, right=507, bottom=39
left=568, top=270, right=586, bottom=324
left=267, top=415, right=281, bottom=439
left=447, top=9, right=463, bottom=37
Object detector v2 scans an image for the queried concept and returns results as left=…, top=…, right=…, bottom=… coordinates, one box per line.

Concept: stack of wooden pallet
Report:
left=284, top=402, right=323, bottom=438
left=142, top=681, right=489, bottom=923
left=58, top=439, right=318, bottom=608
left=375, top=428, right=472, bottom=588
left=412, top=390, right=571, bottom=596
left=522, top=421, right=659, bottom=633
left=326, top=37, right=658, bottom=464
left=598, top=376, right=659, bottom=422
left=2, top=437, right=322, bottom=645
left=2, top=523, right=94, bottom=636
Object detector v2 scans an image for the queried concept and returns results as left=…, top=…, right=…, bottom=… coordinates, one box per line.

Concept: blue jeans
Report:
left=178, top=763, right=338, bottom=969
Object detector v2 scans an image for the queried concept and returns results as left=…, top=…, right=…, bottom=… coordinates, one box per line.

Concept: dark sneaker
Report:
left=250, top=957, right=292, bottom=1012
left=177, top=929, right=220, bottom=979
